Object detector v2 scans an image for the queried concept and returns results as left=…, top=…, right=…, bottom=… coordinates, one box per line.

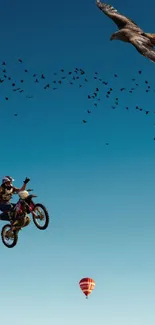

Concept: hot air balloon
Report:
left=79, top=277, right=95, bottom=299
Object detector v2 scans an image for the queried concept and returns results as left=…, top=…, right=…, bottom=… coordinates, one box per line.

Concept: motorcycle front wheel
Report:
left=32, top=203, right=49, bottom=230
left=1, top=224, right=18, bottom=248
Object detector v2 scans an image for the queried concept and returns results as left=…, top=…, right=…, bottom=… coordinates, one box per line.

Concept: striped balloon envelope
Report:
left=79, top=278, right=95, bottom=298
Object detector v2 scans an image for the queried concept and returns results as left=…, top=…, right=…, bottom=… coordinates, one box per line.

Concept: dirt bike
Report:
left=1, top=189, right=49, bottom=248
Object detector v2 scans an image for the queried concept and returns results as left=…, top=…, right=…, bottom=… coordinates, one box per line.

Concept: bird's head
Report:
left=110, top=33, right=118, bottom=41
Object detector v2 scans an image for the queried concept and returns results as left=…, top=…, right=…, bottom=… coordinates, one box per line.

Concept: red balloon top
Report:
left=79, top=278, right=95, bottom=297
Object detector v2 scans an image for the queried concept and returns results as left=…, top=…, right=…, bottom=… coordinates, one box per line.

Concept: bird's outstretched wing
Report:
left=96, top=1, right=142, bottom=31
left=130, top=35, right=155, bottom=62
left=144, top=33, right=155, bottom=45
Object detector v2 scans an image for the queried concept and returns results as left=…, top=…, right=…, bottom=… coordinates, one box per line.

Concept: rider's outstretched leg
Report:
left=0, top=203, right=14, bottom=221
left=0, top=212, right=10, bottom=221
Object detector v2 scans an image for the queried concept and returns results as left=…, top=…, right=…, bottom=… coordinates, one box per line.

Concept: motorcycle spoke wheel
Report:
left=1, top=224, right=18, bottom=248
left=32, top=203, right=49, bottom=230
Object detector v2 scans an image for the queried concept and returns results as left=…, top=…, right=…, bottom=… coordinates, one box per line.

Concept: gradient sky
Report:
left=1, top=0, right=155, bottom=324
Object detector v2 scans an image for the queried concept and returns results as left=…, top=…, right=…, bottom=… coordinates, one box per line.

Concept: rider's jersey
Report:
left=0, top=184, right=18, bottom=204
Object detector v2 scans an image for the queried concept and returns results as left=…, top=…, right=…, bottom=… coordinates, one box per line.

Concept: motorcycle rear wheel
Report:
left=1, top=224, right=18, bottom=248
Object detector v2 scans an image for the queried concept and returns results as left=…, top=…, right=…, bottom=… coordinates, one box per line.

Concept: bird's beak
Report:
left=110, top=35, right=113, bottom=41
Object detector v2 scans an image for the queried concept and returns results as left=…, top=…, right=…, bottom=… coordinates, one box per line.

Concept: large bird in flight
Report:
left=96, top=1, right=155, bottom=62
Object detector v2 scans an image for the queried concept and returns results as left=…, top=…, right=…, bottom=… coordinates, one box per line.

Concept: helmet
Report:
left=2, top=176, right=15, bottom=184
left=18, top=191, right=29, bottom=200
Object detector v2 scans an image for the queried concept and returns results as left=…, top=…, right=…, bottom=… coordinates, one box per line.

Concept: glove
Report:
left=23, top=177, right=30, bottom=184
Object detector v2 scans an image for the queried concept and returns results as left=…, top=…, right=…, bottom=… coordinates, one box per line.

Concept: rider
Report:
left=0, top=176, right=30, bottom=221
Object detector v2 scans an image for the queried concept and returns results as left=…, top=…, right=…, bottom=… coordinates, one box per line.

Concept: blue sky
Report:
left=1, top=0, right=155, bottom=324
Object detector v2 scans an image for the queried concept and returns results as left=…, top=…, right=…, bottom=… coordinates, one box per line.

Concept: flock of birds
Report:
left=0, top=1, right=155, bottom=144
left=82, top=69, right=155, bottom=120
left=0, top=57, right=155, bottom=140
